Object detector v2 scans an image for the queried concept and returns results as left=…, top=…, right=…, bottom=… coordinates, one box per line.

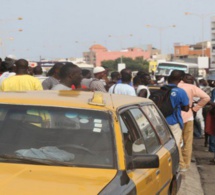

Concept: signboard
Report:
left=118, top=63, right=126, bottom=72
left=198, top=57, right=209, bottom=69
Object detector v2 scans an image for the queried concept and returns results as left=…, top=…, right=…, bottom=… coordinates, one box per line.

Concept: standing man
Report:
left=51, top=63, right=82, bottom=90
left=178, top=72, right=210, bottom=171
left=106, top=71, right=120, bottom=91
left=164, top=70, right=189, bottom=170
left=136, top=73, right=152, bottom=98
left=109, top=68, right=136, bottom=96
left=89, top=67, right=107, bottom=92
left=33, top=65, right=47, bottom=83
left=42, top=62, right=64, bottom=90
left=0, top=59, right=43, bottom=91
left=81, top=69, right=92, bottom=88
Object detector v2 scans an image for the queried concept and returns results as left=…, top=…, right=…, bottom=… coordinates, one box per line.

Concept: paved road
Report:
left=177, top=137, right=215, bottom=195
left=193, top=138, right=215, bottom=195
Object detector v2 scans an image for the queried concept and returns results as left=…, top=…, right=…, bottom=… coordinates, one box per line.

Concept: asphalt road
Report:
left=193, top=138, right=215, bottom=195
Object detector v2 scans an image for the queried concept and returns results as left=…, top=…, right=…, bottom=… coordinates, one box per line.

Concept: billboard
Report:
left=118, top=63, right=126, bottom=72
left=198, top=57, right=209, bottom=69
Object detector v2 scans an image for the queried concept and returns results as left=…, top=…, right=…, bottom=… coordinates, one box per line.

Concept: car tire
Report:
left=168, top=179, right=177, bottom=195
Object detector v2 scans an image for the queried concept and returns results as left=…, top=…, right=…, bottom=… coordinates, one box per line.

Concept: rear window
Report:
left=0, top=105, right=115, bottom=168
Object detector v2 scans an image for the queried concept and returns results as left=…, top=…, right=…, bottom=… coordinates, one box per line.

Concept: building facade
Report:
left=83, top=44, right=151, bottom=66
left=211, top=16, right=215, bottom=68
left=174, top=42, right=211, bottom=58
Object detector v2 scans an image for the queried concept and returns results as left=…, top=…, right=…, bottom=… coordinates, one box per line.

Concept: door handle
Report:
left=156, top=169, right=160, bottom=175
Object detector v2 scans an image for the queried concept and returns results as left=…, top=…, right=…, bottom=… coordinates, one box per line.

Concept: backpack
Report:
left=149, top=85, right=177, bottom=117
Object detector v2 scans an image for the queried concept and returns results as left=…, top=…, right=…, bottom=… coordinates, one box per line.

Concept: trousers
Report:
left=180, top=120, right=194, bottom=168
left=169, top=123, right=183, bottom=168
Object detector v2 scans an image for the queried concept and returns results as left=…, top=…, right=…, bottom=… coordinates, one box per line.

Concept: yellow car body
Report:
left=0, top=91, right=181, bottom=195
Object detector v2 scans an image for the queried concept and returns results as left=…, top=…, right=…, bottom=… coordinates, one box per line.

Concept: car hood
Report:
left=0, top=163, right=117, bottom=195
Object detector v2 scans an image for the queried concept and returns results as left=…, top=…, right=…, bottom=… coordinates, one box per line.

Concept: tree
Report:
left=101, top=60, right=115, bottom=71
left=101, top=57, right=149, bottom=72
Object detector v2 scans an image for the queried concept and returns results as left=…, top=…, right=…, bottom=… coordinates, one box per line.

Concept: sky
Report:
left=0, top=0, right=215, bottom=61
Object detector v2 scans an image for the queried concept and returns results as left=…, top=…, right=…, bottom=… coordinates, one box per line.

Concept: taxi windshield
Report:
left=0, top=105, right=115, bottom=168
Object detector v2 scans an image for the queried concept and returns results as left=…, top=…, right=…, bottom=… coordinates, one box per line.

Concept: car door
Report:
left=119, top=108, right=160, bottom=195
left=141, top=105, right=173, bottom=195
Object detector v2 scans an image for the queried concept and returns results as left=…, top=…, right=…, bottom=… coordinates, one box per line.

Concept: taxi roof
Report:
left=0, top=90, right=152, bottom=111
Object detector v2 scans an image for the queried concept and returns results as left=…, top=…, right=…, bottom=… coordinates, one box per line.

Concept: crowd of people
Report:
left=0, top=55, right=215, bottom=169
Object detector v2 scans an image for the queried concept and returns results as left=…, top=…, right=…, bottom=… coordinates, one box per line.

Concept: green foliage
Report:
left=101, top=57, right=149, bottom=72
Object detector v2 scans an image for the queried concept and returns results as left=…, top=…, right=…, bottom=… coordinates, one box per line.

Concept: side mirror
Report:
left=127, top=154, right=159, bottom=169
left=127, top=138, right=159, bottom=169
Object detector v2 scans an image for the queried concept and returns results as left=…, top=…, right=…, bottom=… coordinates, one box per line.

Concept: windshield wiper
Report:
left=0, top=154, right=73, bottom=166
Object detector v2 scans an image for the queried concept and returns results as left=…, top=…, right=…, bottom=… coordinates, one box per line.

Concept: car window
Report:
left=0, top=104, right=115, bottom=168
left=119, top=113, right=142, bottom=156
left=141, top=105, right=171, bottom=144
left=129, top=108, right=161, bottom=154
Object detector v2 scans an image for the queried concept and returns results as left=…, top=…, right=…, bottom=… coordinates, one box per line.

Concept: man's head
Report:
left=5, top=54, right=16, bottom=64
left=120, top=68, right=132, bottom=76
left=121, top=68, right=132, bottom=83
left=136, top=70, right=147, bottom=77
left=33, top=65, right=43, bottom=75
left=183, top=74, right=194, bottom=84
left=93, top=67, right=106, bottom=79
left=82, top=69, right=91, bottom=79
left=199, top=79, right=208, bottom=87
left=168, top=70, right=185, bottom=84
left=110, top=71, right=120, bottom=81
left=47, top=62, right=64, bottom=78
left=59, top=62, right=82, bottom=87
left=140, top=73, right=151, bottom=85
left=15, top=59, right=29, bottom=74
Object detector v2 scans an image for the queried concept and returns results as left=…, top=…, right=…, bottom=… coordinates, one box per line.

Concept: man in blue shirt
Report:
left=165, top=70, right=189, bottom=171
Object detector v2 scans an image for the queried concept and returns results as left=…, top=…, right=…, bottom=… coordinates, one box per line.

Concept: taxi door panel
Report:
left=141, top=105, right=174, bottom=194
left=119, top=110, right=159, bottom=194
left=127, top=169, right=159, bottom=195
left=156, top=147, right=172, bottom=194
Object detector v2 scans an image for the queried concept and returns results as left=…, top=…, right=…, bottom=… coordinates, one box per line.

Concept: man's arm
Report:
left=181, top=105, right=189, bottom=112
left=179, top=87, right=190, bottom=112
left=192, top=86, right=210, bottom=112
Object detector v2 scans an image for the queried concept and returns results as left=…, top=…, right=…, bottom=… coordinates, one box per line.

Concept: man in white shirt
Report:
left=109, top=68, right=136, bottom=96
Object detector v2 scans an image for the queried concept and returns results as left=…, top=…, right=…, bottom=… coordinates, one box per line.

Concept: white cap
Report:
left=6, top=54, right=16, bottom=60
left=93, top=66, right=106, bottom=74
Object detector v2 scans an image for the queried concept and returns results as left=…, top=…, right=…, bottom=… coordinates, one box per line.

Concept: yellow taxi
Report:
left=0, top=90, right=181, bottom=195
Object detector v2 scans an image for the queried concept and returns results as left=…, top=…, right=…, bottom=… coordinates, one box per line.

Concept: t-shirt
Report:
left=109, top=83, right=136, bottom=96
left=42, top=76, right=59, bottom=90
left=89, top=79, right=107, bottom=92
left=81, top=78, right=92, bottom=88
left=51, top=84, right=71, bottom=90
left=0, top=71, right=16, bottom=87
left=178, top=81, right=210, bottom=123
left=0, top=75, right=43, bottom=91
left=165, top=84, right=189, bottom=129
left=34, top=75, right=48, bottom=83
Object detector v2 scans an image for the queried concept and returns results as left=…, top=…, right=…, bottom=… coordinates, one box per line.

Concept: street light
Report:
left=185, top=12, right=213, bottom=56
left=0, top=17, right=23, bottom=23
left=0, top=29, right=23, bottom=57
left=146, top=24, right=176, bottom=54
left=108, top=34, right=133, bottom=49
